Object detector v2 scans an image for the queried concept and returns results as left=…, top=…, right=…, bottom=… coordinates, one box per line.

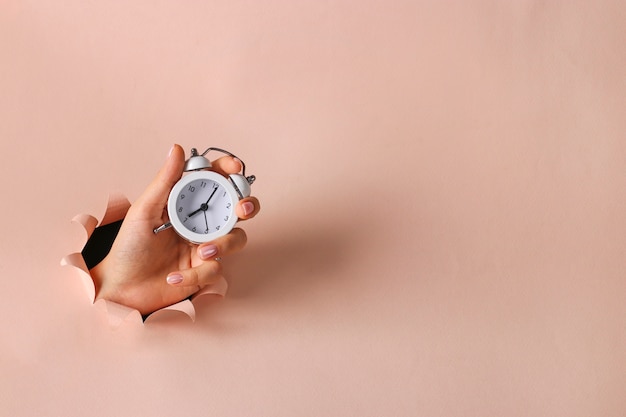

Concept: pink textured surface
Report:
left=1, top=1, right=625, bottom=416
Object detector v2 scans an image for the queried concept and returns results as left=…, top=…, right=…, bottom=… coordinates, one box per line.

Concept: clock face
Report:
left=167, top=171, right=238, bottom=243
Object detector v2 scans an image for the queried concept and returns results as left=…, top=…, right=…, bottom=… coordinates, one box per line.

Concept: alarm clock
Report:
left=153, top=147, right=256, bottom=244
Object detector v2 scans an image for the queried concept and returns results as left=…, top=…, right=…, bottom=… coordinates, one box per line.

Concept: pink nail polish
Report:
left=242, top=201, right=255, bottom=216
left=199, top=244, right=218, bottom=259
left=166, top=274, right=183, bottom=285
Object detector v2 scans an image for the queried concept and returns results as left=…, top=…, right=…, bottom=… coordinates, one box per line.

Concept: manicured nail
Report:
left=199, top=244, right=218, bottom=259
left=242, top=201, right=255, bottom=216
left=166, top=274, right=183, bottom=285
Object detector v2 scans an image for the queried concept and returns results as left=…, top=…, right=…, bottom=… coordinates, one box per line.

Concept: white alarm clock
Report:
left=153, top=147, right=256, bottom=244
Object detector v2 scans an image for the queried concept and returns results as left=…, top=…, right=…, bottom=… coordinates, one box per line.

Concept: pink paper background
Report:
left=1, top=1, right=624, bottom=416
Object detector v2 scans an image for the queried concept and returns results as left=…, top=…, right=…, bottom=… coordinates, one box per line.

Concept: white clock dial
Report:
left=166, top=171, right=239, bottom=244
left=175, top=178, right=233, bottom=234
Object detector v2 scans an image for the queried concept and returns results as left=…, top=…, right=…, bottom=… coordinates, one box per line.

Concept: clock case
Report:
left=153, top=147, right=256, bottom=243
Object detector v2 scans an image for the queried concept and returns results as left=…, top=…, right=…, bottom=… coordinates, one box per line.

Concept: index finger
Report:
left=210, top=156, right=243, bottom=177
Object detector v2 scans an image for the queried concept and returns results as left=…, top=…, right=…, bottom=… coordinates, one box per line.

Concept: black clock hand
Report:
left=203, top=210, right=209, bottom=233
left=204, top=186, right=219, bottom=205
left=188, top=207, right=203, bottom=218
left=188, top=186, right=219, bottom=217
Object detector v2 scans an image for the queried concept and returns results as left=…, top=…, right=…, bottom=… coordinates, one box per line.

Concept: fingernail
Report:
left=199, top=244, right=218, bottom=259
left=168, top=144, right=175, bottom=158
left=166, top=274, right=183, bottom=285
left=242, top=201, right=255, bottom=216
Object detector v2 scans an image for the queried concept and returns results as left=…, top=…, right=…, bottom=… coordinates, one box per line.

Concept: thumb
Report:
left=136, top=144, right=185, bottom=216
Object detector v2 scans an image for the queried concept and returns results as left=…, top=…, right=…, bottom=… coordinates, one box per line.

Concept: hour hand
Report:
left=188, top=207, right=203, bottom=217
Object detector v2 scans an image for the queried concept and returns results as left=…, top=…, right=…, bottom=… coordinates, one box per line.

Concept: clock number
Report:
left=200, top=181, right=206, bottom=188
left=224, top=215, right=229, bottom=221
left=188, top=185, right=195, bottom=192
left=192, top=227, right=197, bottom=232
left=178, top=207, right=183, bottom=212
left=222, top=191, right=227, bottom=197
left=216, top=225, right=220, bottom=231
left=226, top=203, right=231, bottom=209
left=183, top=217, right=188, bottom=223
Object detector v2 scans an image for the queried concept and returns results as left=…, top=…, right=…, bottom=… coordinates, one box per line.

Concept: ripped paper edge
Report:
left=60, top=192, right=228, bottom=327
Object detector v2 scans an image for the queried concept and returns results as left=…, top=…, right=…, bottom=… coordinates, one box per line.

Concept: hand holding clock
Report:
left=89, top=144, right=260, bottom=315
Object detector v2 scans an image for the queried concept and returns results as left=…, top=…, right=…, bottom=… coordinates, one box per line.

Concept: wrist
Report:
left=90, top=257, right=116, bottom=303
left=88, top=257, right=154, bottom=316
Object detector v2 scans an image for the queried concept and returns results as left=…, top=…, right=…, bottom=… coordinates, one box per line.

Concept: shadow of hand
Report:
left=223, top=226, right=351, bottom=299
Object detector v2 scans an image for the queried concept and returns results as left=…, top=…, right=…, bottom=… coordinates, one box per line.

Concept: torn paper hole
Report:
left=60, top=192, right=228, bottom=327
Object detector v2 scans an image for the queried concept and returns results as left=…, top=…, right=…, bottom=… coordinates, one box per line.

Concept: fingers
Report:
left=166, top=260, right=223, bottom=288
left=210, top=155, right=243, bottom=176
left=166, top=228, right=248, bottom=287
left=196, top=227, right=248, bottom=260
left=236, top=197, right=260, bottom=220
left=201, top=154, right=261, bottom=220
left=134, top=147, right=248, bottom=214
left=135, top=144, right=185, bottom=215
left=210, top=157, right=260, bottom=219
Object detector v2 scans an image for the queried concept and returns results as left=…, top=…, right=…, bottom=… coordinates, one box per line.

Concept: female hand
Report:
left=89, top=144, right=260, bottom=315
